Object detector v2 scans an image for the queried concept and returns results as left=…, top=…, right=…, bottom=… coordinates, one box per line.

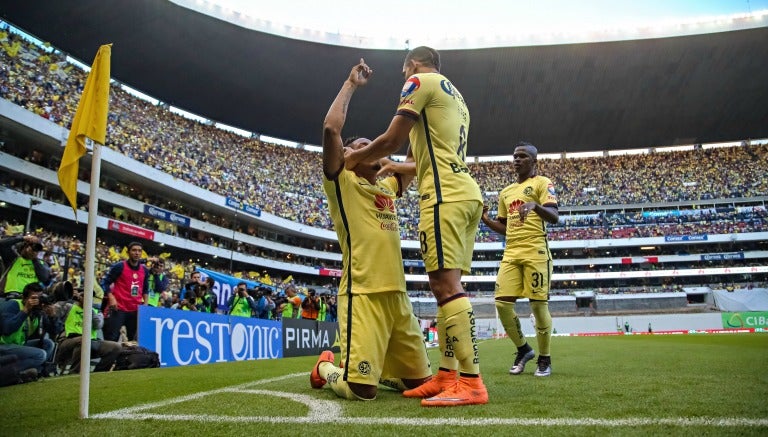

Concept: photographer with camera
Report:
left=255, top=287, right=276, bottom=320
left=301, top=288, right=320, bottom=321
left=175, top=289, right=199, bottom=311
left=0, top=282, right=56, bottom=379
left=145, top=259, right=169, bottom=308
left=317, top=294, right=328, bottom=322
left=100, top=242, right=150, bottom=342
left=196, top=277, right=218, bottom=313
left=183, top=270, right=205, bottom=295
left=226, top=282, right=258, bottom=318
left=279, top=284, right=302, bottom=319
left=1, top=234, right=51, bottom=298
left=55, top=289, right=122, bottom=373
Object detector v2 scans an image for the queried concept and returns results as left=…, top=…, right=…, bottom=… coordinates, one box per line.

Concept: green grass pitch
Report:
left=3, top=333, right=767, bottom=436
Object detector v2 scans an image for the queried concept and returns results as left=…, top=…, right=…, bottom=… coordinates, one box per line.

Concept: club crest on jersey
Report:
left=401, top=76, right=420, bottom=98
left=523, top=187, right=533, bottom=196
left=374, top=194, right=395, bottom=213
left=358, top=360, right=372, bottom=376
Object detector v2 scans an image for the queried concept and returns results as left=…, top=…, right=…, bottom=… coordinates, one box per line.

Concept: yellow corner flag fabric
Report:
left=57, top=44, right=112, bottom=217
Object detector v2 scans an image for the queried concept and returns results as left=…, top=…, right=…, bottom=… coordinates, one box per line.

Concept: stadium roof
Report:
left=2, top=0, right=768, bottom=155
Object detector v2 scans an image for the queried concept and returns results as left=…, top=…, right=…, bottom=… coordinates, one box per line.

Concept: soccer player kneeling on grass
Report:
left=310, top=59, right=432, bottom=401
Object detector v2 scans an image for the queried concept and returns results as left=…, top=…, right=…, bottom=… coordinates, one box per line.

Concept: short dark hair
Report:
left=236, top=281, right=247, bottom=288
left=406, top=46, right=440, bottom=71
left=342, top=136, right=359, bottom=147
left=22, top=282, right=44, bottom=299
left=127, top=241, right=142, bottom=250
left=515, top=141, right=538, bottom=159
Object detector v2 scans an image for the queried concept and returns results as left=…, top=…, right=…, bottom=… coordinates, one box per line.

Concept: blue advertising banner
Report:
left=196, top=267, right=274, bottom=311
left=138, top=306, right=282, bottom=367
left=143, top=204, right=191, bottom=227
left=225, top=196, right=261, bottom=218
left=701, top=253, right=745, bottom=261
left=664, top=234, right=708, bottom=242
left=403, top=260, right=425, bottom=267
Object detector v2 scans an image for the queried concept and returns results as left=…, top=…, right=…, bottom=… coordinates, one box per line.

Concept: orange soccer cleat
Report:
left=420, top=375, right=488, bottom=407
left=402, top=369, right=457, bottom=398
left=310, top=350, right=335, bottom=389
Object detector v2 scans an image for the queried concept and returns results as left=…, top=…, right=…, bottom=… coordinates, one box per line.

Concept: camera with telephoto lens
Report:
left=39, top=280, right=74, bottom=305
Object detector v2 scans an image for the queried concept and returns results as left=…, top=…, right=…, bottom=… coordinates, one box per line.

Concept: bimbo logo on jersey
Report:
left=401, top=76, right=420, bottom=97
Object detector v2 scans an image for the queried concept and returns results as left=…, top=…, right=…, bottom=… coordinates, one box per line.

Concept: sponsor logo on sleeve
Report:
left=401, top=76, right=420, bottom=98
left=547, top=183, right=557, bottom=196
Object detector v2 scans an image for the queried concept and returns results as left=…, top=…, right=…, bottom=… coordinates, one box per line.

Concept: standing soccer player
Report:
left=345, top=47, right=486, bottom=406
left=481, top=142, right=559, bottom=377
left=310, top=59, right=432, bottom=401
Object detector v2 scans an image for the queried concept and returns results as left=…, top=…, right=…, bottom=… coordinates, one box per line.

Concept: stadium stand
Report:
left=0, top=21, right=766, bottom=310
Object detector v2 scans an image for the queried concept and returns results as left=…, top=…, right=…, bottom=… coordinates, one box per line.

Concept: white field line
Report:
left=91, top=373, right=768, bottom=428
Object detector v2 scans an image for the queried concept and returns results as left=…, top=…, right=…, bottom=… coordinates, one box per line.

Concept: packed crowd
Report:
left=2, top=27, right=767, bottom=242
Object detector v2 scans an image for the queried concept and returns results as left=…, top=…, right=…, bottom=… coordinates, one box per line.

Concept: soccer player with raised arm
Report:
left=310, top=59, right=432, bottom=401
left=345, top=47, right=487, bottom=406
left=481, top=142, right=559, bottom=377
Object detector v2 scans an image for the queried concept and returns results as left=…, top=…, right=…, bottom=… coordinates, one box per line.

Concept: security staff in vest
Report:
left=227, top=282, right=258, bottom=317
left=0, top=283, right=56, bottom=376
left=100, top=241, right=150, bottom=342
left=56, top=289, right=122, bottom=373
left=1, top=235, right=51, bottom=299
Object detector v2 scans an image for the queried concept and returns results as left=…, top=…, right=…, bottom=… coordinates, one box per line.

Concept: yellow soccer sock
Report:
left=436, top=306, right=459, bottom=371
left=495, top=299, right=527, bottom=348
left=530, top=300, right=552, bottom=356
left=321, top=363, right=375, bottom=400
left=441, top=297, right=480, bottom=375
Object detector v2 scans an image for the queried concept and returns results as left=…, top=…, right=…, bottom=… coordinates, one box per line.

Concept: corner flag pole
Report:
left=56, top=43, right=112, bottom=419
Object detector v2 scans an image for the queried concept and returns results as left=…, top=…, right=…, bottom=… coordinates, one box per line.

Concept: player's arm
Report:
left=535, top=204, right=559, bottom=224
left=481, top=205, right=507, bottom=235
left=345, top=114, right=414, bottom=170
left=530, top=179, right=560, bottom=224
left=378, top=146, right=416, bottom=194
left=322, top=59, right=372, bottom=180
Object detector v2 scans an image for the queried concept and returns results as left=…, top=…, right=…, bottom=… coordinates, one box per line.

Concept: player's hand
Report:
left=344, top=147, right=359, bottom=170
left=482, top=204, right=490, bottom=217
left=23, top=295, right=40, bottom=312
left=518, top=202, right=536, bottom=222
left=349, top=58, right=372, bottom=86
left=376, top=158, right=397, bottom=178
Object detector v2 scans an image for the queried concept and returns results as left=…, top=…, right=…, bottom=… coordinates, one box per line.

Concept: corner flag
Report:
left=57, top=44, right=112, bottom=217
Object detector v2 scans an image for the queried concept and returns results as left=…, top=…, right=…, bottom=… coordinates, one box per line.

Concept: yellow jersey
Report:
left=396, top=72, right=482, bottom=208
left=498, top=175, right=558, bottom=260
left=323, top=169, right=406, bottom=295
